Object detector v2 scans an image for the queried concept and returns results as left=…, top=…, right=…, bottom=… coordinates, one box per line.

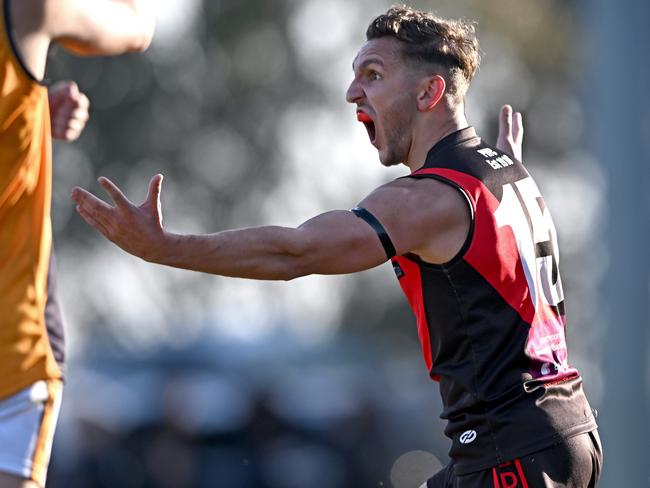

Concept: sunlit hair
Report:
left=366, top=6, right=481, bottom=105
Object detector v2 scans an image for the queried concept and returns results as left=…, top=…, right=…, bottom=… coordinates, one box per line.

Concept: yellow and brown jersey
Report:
left=0, top=0, right=63, bottom=400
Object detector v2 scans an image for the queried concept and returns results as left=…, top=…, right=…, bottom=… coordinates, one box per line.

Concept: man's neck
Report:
left=405, top=112, right=469, bottom=173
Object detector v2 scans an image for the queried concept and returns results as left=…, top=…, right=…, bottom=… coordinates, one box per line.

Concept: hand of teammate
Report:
left=48, top=81, right=90, bottom=141
left=71, top=175, right=166, bottom=261
left=496, top=104, right=523, bottom=161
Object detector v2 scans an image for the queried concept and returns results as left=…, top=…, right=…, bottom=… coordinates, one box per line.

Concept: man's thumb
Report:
left=148, top=174, right=164, bottom=204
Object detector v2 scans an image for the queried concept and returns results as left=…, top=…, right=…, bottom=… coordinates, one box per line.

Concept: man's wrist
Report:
left=143, top=230, right=176, bottom=265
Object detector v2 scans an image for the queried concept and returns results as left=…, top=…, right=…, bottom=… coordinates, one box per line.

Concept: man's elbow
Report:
left=279, top=253, right=322, bottom=282
left=128, top=21, right=154, bottom=52
left=281, top=268, right=308, bottom=282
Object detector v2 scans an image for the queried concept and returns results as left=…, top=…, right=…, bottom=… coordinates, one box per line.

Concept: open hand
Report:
left=48, top=81, right=90, bottom=141
left=495, top=104, right=524, bottom=161
left=71, top=174, right=166, bottom=261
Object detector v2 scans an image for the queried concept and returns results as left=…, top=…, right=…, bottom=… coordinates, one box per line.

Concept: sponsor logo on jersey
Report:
left=477, top=148, right=514, bottom=170
left=459, top=430, right=477, bottom=444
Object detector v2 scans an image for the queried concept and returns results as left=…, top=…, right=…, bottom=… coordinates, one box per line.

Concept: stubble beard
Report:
left=378, top=95, right=414, bottom=167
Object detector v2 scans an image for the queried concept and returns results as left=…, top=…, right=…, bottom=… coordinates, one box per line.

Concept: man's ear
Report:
left=417, top=75, right=446, bottom=111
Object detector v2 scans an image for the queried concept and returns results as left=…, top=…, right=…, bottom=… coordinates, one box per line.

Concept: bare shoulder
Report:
left=361, top=176, right=469, bottom=222
left=358, top=177, right=471, bottom=263
left=7, top=0, right=52, bottom=80
left=8, top=0, right=47, bottom=35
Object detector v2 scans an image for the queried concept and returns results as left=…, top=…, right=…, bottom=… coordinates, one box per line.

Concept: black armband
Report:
left=351, top=207, right=397, bottom=260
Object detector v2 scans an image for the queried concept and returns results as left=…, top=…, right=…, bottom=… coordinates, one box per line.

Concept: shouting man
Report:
left=72, top=7, right=601, bottom=487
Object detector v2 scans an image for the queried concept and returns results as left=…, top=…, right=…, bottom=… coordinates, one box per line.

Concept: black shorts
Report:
left=427, top=430, right=603, bottom=488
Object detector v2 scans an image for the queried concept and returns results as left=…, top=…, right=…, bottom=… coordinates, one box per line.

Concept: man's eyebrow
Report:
left=352, top=57, right=385, bottom=71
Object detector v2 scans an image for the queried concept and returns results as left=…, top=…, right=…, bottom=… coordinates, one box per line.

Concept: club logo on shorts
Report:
left=459, top=430, right=477, bottom=444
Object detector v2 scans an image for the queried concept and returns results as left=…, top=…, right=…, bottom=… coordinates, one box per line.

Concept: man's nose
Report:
left=345, top=79, right=363, bottom=104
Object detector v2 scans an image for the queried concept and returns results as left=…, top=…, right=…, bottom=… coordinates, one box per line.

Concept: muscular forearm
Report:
left=149, top=227, right=310, bottom=281
left=72, top=177, right=388, bottom=280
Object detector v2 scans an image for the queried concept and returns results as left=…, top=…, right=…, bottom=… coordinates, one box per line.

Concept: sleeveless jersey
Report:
left=0, top=0, right=64, bottom=400
left=392, top=127, right=596, bottom=474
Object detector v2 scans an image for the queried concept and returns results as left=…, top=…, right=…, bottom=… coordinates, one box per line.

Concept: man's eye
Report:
left=368, top=71, right=382, bottom=81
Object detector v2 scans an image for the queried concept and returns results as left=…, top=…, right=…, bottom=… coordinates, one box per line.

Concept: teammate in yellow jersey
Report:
left=0, top=1, right=154, bottom=487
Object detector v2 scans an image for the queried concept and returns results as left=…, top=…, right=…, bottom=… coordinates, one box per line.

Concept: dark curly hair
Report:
left=366, top=6, right=481, bottom=103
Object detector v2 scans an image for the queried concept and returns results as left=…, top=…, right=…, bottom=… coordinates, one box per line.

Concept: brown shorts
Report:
left=427, top=430, right=603, bottom=488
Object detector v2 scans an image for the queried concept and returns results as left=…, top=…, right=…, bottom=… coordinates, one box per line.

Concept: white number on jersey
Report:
left=494, top=177, right=564, bottom=310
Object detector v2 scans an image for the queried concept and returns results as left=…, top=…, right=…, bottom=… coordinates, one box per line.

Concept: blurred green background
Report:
left=44, top=0, right=649, bottom=487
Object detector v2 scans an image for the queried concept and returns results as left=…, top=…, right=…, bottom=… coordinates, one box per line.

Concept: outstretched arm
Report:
left=71, top=174, right=470, bottom=280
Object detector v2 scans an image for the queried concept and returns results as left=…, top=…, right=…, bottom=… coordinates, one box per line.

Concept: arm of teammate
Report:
left=496, top=104, right=524, bottom=161
left=44, top=0, right=155, bottom=55
left=70, top=174, right=470, bottom=280
left=49, top=81, right=90, bottom=141
left=9, top=0, right=154, bottom=79
left=11, top=0, right=154, bottom=60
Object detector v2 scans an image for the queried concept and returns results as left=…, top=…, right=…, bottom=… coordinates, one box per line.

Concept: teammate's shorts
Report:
left=0, top=380, right=63, bottom=487
left=426, top=430, right=603, bottom=488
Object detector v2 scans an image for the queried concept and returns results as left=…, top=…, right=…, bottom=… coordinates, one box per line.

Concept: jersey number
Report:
left=494, top=177, right=564, bottom=310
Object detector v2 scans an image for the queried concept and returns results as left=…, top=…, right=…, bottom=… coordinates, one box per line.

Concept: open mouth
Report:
left=357, top=110, right=376, bottom=144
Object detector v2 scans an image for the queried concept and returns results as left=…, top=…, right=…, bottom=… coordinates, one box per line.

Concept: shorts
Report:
left=426, top=430, right=603, bottom=488
left=0, top=380, right=63, bottom=487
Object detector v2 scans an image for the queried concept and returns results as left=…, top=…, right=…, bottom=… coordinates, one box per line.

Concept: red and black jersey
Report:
left=391, top=127, right=596, bottom=474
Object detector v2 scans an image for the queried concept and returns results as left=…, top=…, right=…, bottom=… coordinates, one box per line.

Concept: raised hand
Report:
left=71, top=174, right=166, bottom=261
left=48, top=81, right=90, bottom=142
left=496, top=104, right=524, bottom=161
